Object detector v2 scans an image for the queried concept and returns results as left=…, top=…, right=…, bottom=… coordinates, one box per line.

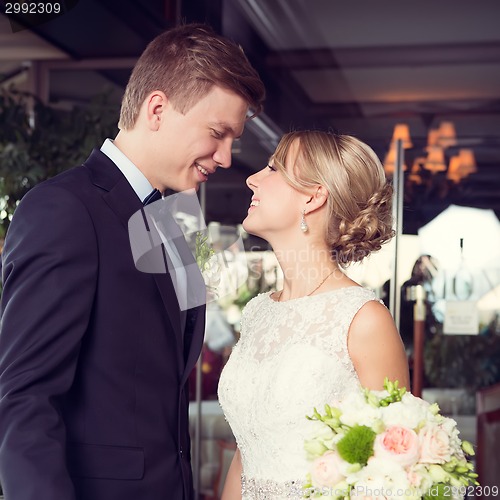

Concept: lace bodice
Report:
left=218, top=286, right=378, bottom=499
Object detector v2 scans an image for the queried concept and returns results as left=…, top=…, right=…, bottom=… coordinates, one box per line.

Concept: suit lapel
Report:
left=83, top=150, right=185, bottom=366
left=181, top=304, right=206, bottom=386
left=140, top=195, right=208, bottom=366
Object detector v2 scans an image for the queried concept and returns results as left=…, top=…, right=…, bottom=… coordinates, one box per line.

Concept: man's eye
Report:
left=211, top=130, right=223, bottom=139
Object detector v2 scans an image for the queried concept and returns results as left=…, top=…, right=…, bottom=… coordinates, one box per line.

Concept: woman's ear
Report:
left=305, top=185, right=328, bottom=213
left=144, top=91, right=168, bottom=131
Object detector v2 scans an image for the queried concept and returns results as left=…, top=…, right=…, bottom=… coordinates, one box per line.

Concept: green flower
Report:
left=336, top=425, right=376, bottom=465
left=428, top=464, right=450, bottom=483
left=304, top=439, right=328, bottom=458
left=461, top=440, right=475, bottom=456
left=376, top=378, right=407, bottom=407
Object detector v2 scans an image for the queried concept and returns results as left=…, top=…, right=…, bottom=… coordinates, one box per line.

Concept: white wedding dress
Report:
left=218, top=286, right=378, bottom=499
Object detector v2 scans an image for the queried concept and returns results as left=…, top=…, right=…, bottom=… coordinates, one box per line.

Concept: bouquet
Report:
left=195, top=231, right=220, bottom=299
left=303, top=379, right=478, bottom=499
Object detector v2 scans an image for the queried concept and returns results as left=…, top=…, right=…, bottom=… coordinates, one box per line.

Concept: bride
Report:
left=218, top=130, right=410, bottom=499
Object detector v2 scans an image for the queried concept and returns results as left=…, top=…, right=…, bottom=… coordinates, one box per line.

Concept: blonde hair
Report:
left=118, top=23, right=265, bottom=130
left=271, top=130, right=394, bottom=266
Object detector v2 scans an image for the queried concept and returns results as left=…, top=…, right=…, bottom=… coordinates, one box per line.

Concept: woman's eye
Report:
left=267, top=164, right=276, bottom=171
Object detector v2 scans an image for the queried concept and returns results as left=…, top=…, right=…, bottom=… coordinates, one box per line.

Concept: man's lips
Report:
left=196, top=163, right=215, bottom=176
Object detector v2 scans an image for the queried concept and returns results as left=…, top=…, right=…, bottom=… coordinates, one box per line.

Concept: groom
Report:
left=0, top=23, right=264, bottom=500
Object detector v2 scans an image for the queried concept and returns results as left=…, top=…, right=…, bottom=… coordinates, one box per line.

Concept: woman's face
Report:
left=242, top=139, right=306, bottom=240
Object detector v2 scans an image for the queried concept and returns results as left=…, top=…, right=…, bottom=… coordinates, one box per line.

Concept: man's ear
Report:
left=144, top=91, right=168, bottom=131
left=305, top=185, right=328, bottom=213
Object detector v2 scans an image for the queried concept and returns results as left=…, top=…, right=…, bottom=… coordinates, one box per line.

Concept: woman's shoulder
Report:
left=347, top=294, right=402, bottom=359
left=319, top=285, right=379, bottom=310
left=241, top=291, right=273, bottom=313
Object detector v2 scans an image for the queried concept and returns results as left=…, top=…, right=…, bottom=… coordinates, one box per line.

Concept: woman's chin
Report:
left=241, top=218, right=251, bottom=233
left=242, top=218, right=261, bottom=238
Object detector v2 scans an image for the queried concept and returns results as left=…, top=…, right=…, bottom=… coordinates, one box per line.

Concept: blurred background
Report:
left=2, top=0, right=500, bottom=231
left=1, top=1, right=500, bottom=497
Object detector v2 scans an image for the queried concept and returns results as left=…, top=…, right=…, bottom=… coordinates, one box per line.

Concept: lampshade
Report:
left=423, top=146, right=447, bottom=173
left=391, top=123, right=413, bottom=149
left=408, top=158, right=425, bottom=184
left=436, top=121, right=457, bottom=148
left=383, top=144, right=407, bottom=175
left=426, top=128, right=440, bottom=148
left=458, top=149, right=477, bottom=174
left=447, top=155, right=465, bottom=184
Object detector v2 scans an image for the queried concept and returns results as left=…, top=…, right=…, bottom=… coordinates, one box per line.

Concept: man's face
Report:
left=151, top=85, right=249, bottom=192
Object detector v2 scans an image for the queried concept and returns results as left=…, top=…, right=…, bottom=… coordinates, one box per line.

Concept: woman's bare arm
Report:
left=348, top=300, right=410, bottom=391
left=221, top=447, right=242, bottom=500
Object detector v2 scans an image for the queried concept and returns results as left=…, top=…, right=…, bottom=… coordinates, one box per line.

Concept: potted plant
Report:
left=0, top=88, right=119, bottom=238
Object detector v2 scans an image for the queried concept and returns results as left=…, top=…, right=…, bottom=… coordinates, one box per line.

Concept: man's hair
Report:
left=118, top=23, right=265, bottom=129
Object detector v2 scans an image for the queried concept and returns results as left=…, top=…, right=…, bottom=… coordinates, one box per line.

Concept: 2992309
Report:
left=4, top=2, right=62, bottom=15
left=429, top=485, right=499, bottom=497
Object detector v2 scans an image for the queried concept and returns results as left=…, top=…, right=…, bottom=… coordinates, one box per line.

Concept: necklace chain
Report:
left=277, top=268, right=336, bottom=302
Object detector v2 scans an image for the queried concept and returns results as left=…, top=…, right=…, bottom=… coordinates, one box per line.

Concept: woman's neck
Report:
left=271, top=241, right=348, bottom=301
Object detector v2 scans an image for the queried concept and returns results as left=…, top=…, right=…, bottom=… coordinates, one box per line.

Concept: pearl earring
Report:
left=300, top=209, right=308, bottom=233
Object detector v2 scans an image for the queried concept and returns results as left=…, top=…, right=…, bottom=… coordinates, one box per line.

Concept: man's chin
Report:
left=168, top=181, right=201, bottom=194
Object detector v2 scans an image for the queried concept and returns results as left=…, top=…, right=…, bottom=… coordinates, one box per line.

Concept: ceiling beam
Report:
left=266, top=41, right=500, bottom=70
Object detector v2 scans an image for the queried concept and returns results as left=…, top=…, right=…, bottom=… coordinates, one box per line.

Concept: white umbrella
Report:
left=418, top=204, right=500, bottom=271
left=345, top=235, right=420, bottom=289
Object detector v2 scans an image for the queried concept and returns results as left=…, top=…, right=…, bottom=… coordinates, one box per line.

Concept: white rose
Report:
left=381, top=394, right=431, bottom=429
left=419, top=424, right=453, bottom=464
left=347, top=457, right=411, bottom=499
left=339, top=392, right=381, bottom=429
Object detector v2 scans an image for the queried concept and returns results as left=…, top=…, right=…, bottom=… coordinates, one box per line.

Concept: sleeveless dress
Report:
left=218, top=286, right=378, bottom=499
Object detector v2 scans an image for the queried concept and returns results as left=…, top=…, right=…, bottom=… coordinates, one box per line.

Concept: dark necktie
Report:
left=143, top=188, right=162, bottom=206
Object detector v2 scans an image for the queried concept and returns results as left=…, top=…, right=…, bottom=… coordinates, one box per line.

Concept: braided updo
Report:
left=271, top=130, right=395, bottom=267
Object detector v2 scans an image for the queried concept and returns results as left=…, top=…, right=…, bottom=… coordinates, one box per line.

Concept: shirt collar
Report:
left=100, top=138, right=153, bottom=202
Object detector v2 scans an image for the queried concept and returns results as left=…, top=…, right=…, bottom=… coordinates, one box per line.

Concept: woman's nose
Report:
left=246, top=172, right=258, bottom=190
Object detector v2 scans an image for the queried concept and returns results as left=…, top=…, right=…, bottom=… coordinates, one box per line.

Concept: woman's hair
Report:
left=118, top=23, right=265, bottom=130
left=271, top=130, right=395, bottom=266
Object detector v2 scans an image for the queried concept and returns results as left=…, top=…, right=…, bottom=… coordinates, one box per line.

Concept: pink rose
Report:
left=374, top=426, right=419, bottom=467
left=310, top=451, right=344, bottom=487
left=419, top=424, right=452, bottom=464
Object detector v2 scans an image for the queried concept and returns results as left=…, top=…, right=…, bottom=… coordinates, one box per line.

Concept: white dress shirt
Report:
left=100, top=139, right=188, bottom=317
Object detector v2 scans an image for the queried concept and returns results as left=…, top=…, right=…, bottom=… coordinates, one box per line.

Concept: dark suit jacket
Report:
left=0, top=150, right=206, bottom=500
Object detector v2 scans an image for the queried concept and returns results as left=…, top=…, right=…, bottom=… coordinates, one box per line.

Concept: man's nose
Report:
left=213, top=140, right=233, bottom=169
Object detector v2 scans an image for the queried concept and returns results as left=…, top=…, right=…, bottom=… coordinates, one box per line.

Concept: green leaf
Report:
left=424, top=483, right=452, bottom=500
